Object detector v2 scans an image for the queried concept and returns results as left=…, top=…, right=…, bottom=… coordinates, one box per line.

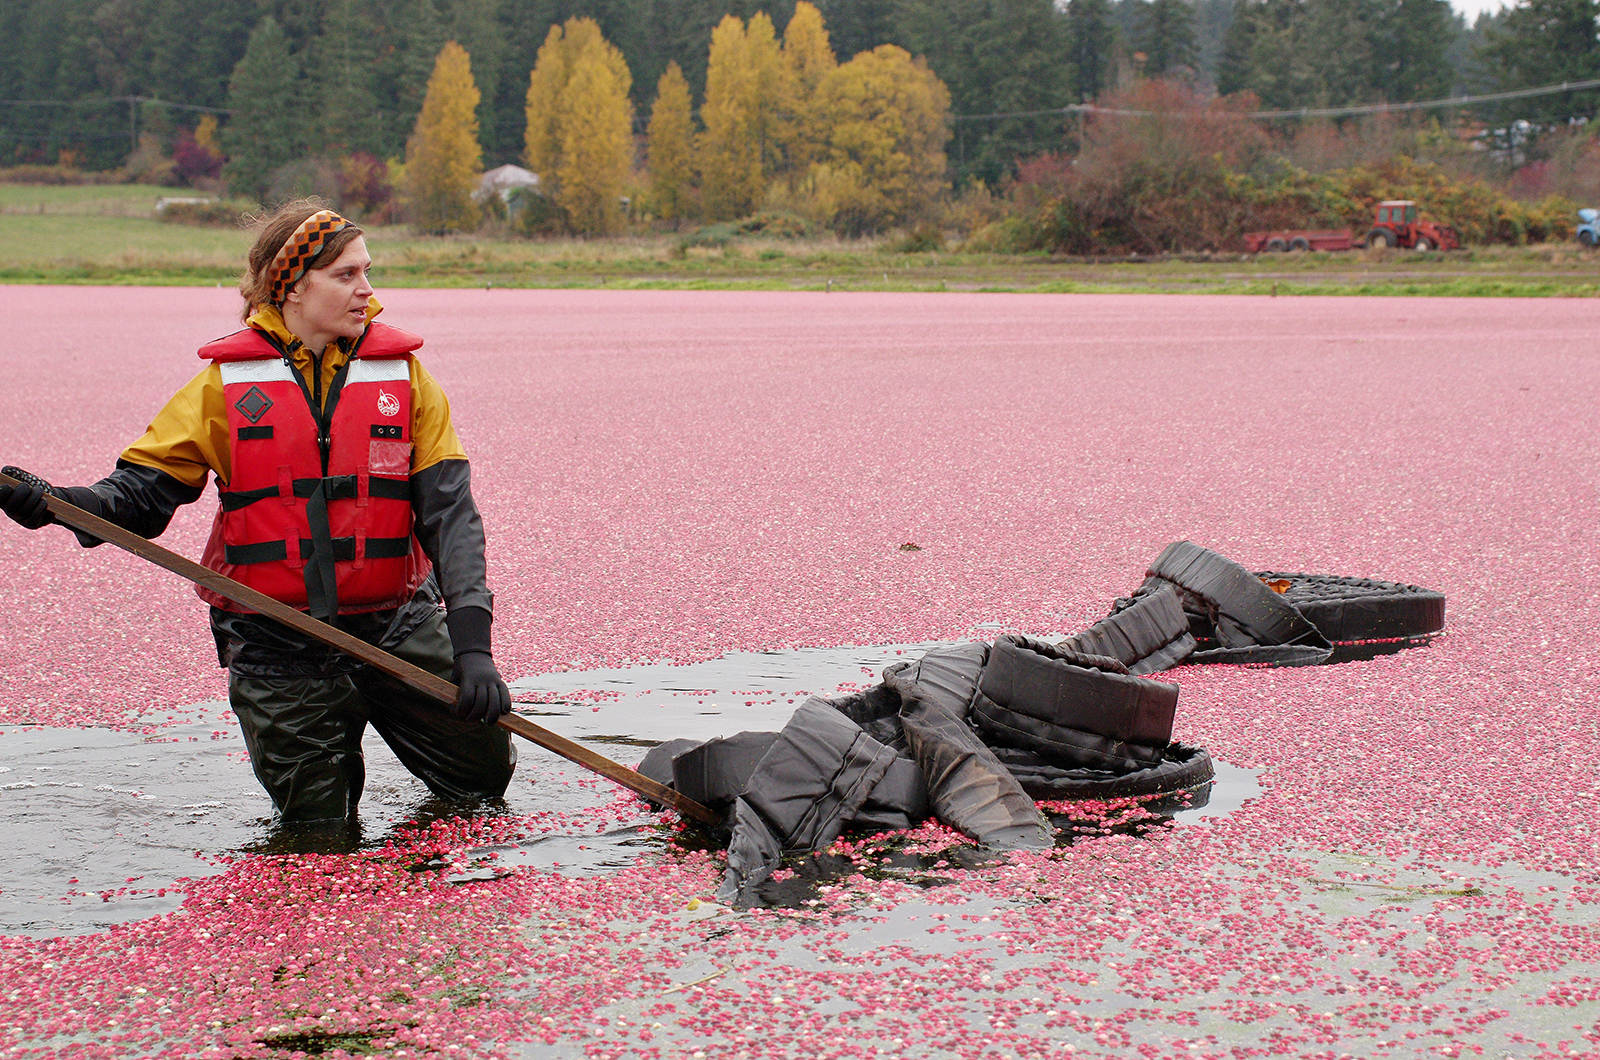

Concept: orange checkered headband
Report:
left=268, top=209, right=355, bottom=305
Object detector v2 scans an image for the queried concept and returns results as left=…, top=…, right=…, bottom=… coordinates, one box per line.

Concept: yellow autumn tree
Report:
left=805, top=45, right=951, bottom=235
left=777, top=1, right=836, bottom=184
left=403, top=41, right=483, bottom=234
left=647, top=62, right=696, bottom=222
left=523, top=24, right=569, bottom=183
left=194, top=114, right=222, bottom=156
left=698, top=13, right=788, bottom=220
left=558, top=46, right=632, bottom=234
left=522, top=17, right=634, bottom=234
left=744, top=13, right=791, bottom=177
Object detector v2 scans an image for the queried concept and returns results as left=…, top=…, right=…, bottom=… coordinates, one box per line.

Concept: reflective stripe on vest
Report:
left=197, top=352, right=431, bottom=617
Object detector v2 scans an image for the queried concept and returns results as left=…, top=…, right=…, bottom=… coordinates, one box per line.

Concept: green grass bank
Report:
left=4, top=184, right=1599, bottom=296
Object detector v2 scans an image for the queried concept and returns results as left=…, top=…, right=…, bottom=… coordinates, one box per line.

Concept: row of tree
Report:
left=401, top=8, right=948, bottom=234
left=6, top=0, right=1599, bottom=187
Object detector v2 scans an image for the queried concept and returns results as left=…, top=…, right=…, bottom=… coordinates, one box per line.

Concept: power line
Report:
left=1248, top=78, right=1600, bottom=119
left=0, top=95, right=230, bottom=114
left=7, top=77, right=1598, bottom=126
left=949, top=76, right=1600, bottom=122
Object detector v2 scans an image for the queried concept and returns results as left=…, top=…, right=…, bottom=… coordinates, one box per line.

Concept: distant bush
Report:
left=677, top=221, right=739, bottom=251
left=1525, top=128, right=1600, bottom=209
left=990, top=84, right=1579, bottom=253
left=1326, top=156, right=1575, bottom=244
left=732, top=212, right=810, bottom=238
left=892, top=223, right=944, bottom=252
left=263, top=157, right=341, bottom=207
left=172, top=130, right=223, bottom=185
left=961, top=216, right=1035, bottom=254
left=155, top=198, right=252, bottom=226
left=676, top=212, right=811, bottom=252
left=121, top=132, right=177, bottom=187
left=991, top=80, right=1273, bottom=255
left=0, top=165, right=121, bottom=185
left=337, top=152, right=396, bottom=222
left=504, top=186, right=564, bottom=236
left=940, top=180, right=1007, bottom=239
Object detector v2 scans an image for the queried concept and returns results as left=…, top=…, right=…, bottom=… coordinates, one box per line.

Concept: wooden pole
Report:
left=0, top=470, right=718, bottom=825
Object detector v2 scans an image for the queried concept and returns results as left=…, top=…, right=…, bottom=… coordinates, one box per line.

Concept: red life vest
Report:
left=195, top=323, right=432, bottom=616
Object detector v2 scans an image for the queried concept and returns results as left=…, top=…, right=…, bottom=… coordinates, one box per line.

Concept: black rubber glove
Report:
left=445, top=605, right=511, bottom=723
left=0, top=466, right=55, bottom=530
left=451, top=650, right=512, bottom=723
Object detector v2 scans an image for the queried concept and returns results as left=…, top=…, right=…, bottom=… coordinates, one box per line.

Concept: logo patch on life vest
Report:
left=234, top=385, right=273, bottom=424
left=376, top=388, right=401, bottom=418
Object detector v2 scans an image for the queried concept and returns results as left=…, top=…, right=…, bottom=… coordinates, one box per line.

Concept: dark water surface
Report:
left=0, top=640, right=1258, bottom=937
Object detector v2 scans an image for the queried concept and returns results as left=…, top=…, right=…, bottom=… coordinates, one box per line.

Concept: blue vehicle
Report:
left=1578, top=208, right=1600, bottom=247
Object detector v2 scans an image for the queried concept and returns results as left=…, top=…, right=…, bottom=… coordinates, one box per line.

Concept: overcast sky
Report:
left=1451, top=0, right=1512, bottom=22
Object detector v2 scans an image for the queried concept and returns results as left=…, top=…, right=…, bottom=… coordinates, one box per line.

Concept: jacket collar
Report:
left=246, top=297, right=384, bottom=366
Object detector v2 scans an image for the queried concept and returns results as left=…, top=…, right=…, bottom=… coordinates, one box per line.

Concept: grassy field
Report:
left=4, top=182, right=1600, bottom=295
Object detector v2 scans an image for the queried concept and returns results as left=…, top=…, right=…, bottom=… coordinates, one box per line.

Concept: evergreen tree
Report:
left=1220, top=0, right=1460, bottom=107
left=86, top=0, right=146, bottom=98
left=647, top=61, right=697, bottom=221
left=50, top=25, right=124, bottom=168
left=273, top=0, right=330, bottom=54
left=1215, top=0, right=1255, bottom=95
left=403, top=40, right=484, bottom=233
left=1192, top=0, right=1236, bottom=81
left=613, top=0, right=787, bottom=103
left=1, top=0, right=126, bottom=166
left=223, top=17, right=303, bottom=200
left=815, top=0, right=902, bottom=58
left=1218, top=0, right=1319, bottom=108
left=1067, top=0, right=1119, bottom=102
left=387, top=0, right=449, bottom=154
left=142, top=0, right=245, bottom=107
left=448, top=0, right=508, bottom=160
left=1137, top=0, right=1199, bottom=76
left=1451, top=9, right=1500, bottom=96
left=806, top=44, right=951, bottom=233
left=1377, top=0, right=1456, bottom=103
left=312, top=0, right=384, bottom=156
left=896, top=0, right=1072, bottom=186
left=1482, top=0, right=1600, bottom=126
left=628, top=0, right=719, bottom=100
left=1305, top=0, right=1379, bottom=103
left=0, top=0, right=60, bottom=105
left=482, top=0, right=559, bottom=166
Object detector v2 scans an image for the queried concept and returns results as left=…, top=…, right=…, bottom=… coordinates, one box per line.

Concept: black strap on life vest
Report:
left=223, top=535, right=414, bottom=566
left=280, top=338, right=356, bottom=622
left=219, top=474, right=410, bottom=511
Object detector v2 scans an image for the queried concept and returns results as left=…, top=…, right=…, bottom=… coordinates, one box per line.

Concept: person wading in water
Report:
left=0, top=199, right=516, bottom=829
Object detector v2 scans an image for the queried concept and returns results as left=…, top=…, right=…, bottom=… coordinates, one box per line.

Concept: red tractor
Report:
left=1366, top=200, right=1460, bottom=251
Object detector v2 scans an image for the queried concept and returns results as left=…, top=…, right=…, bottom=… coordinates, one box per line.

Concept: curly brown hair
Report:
left=238, top=198, right=365, bottom=320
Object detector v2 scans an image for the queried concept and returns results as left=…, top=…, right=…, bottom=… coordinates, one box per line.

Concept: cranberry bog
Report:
left=1, top=287, right=1596, bottom=1059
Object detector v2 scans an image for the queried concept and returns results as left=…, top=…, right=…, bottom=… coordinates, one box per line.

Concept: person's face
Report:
left=284, top=235, right=374, bottom=349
